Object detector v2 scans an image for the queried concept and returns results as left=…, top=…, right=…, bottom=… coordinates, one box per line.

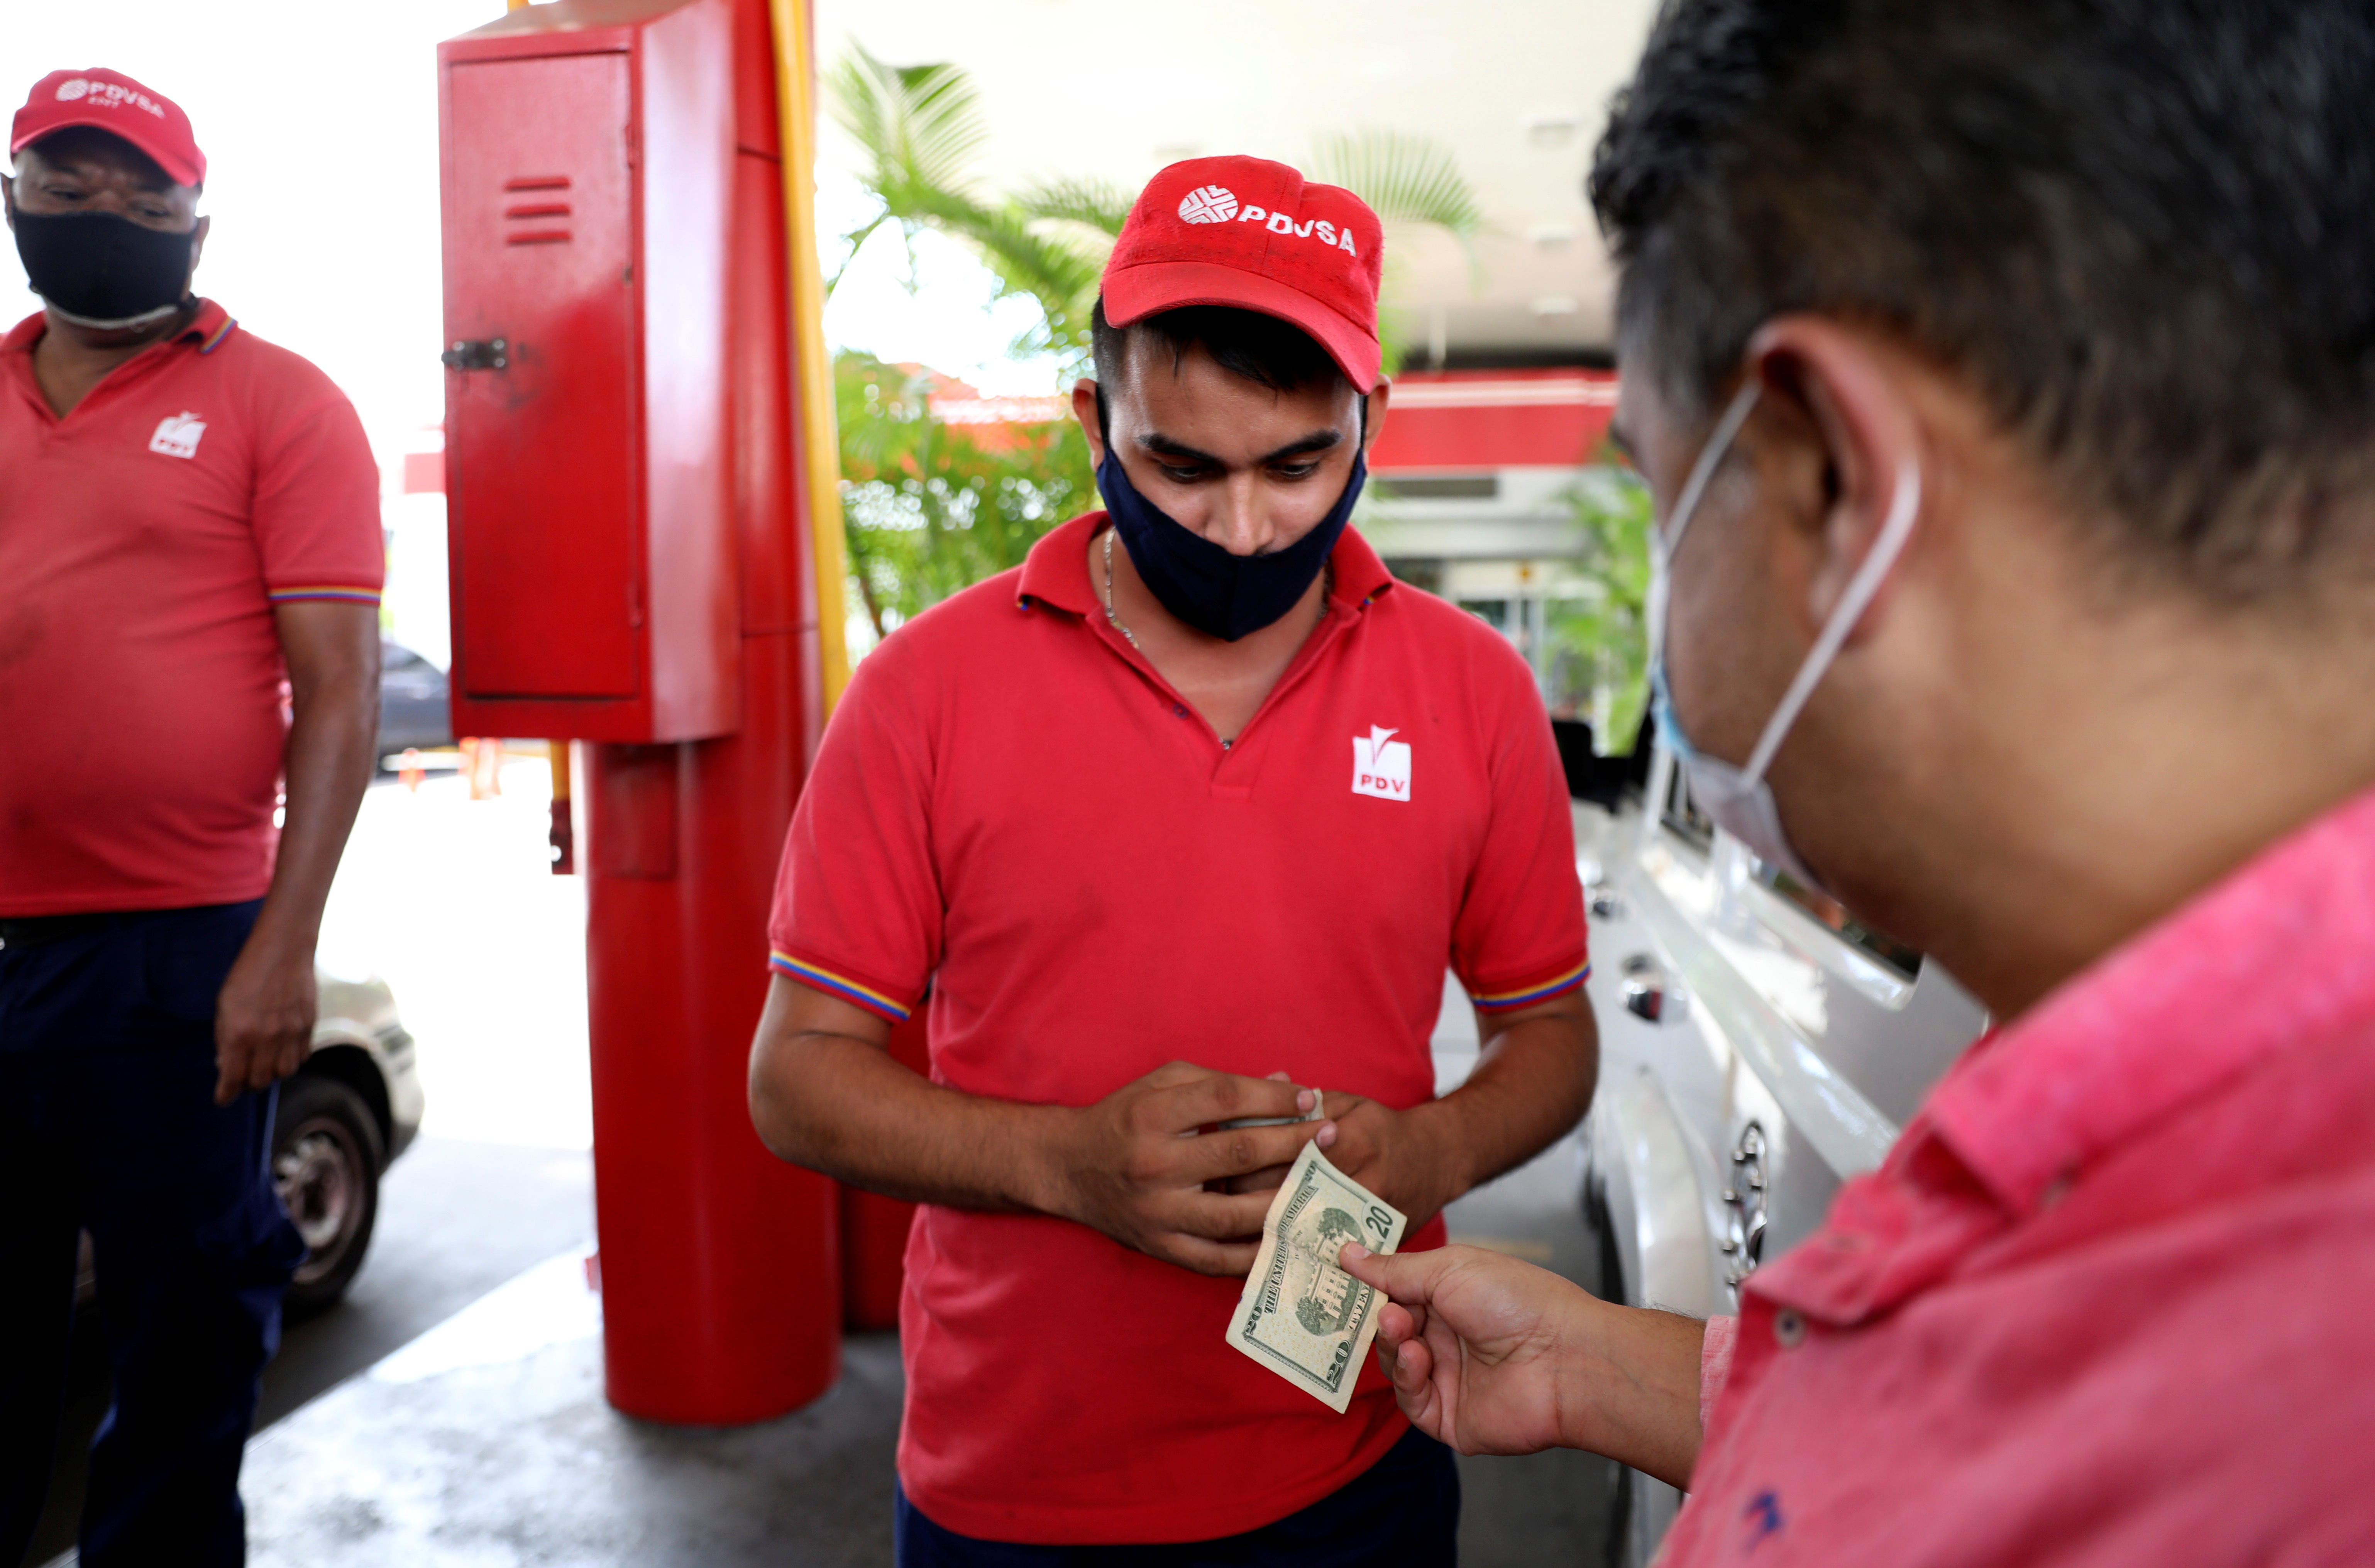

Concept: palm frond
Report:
left=824, top=44, right=989, bottom=201
left=901, top=187, right=1106, bottom=359
left=1013, top=176, right=1134, bottom=239
left=1310, top=130, right=1485, bottom=249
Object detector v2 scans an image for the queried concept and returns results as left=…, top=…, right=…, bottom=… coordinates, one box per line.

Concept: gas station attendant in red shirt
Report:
left=0, top=70, right=381, bottom=1568
left=750, top=156, right=1596, bottom=1563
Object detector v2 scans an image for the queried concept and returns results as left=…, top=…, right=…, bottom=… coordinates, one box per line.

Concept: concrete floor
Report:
left=224, top=1139, right=1613, bottom=1567
left=18, top=1139, right=596, bottom=1568
left=25, top=1049, right=1618, bottom=1568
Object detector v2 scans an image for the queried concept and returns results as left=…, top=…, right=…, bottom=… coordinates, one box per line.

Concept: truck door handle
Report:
left=1618, top=952, right=1686, bottom=1022
left=442, top=337, right=509, bottom=371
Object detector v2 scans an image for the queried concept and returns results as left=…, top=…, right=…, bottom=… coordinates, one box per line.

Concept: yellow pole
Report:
left=769, top=0, right=855, bottom=716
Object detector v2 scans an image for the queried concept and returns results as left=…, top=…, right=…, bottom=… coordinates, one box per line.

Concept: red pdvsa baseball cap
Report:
left=1102, top=155, right=1385, bottom=391
left=11, top=69, right=205, bottom=189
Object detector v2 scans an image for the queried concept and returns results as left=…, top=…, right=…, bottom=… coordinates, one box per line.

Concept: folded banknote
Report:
left=1226, top=1141, right=1407, bottom=1412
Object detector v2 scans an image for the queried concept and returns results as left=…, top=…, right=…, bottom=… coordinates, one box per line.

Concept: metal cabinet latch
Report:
left=441, top=337, right=508, bottom=371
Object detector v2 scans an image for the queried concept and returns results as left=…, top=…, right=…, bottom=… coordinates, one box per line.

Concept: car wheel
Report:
left=272, top=1073, right=385, bottom=1316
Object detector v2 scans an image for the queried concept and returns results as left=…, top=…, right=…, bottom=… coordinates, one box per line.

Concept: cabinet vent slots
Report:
left=503, top=175, right=573, bottom=244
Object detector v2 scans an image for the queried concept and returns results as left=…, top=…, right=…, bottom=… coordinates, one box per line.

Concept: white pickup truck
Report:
left=1577, top=745, right=1989, bottom=1566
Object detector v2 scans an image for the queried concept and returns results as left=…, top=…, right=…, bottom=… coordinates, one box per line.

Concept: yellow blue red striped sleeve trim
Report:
left=769, top=952, right=914, bottom=1022
left=268, top=584, right=383, bottom=605
left=1471, top=960, right=1591, bottom=1012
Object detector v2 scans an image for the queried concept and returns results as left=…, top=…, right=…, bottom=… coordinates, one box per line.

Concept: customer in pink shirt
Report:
left=1338, top=0, right=2375, bottom=1562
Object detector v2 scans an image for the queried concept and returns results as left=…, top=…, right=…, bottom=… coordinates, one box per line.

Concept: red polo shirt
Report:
left=1669, top=783, right=2375, bottom=1565
left=767, top=513, right=1588, bottom=1544
left=0, top=303, right=383, bottom=917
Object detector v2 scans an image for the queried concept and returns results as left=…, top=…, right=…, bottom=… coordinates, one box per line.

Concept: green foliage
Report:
left=1309, top=130, right=1486, bottom=376
left=823, top=51, right=1485, bottom=383
left=1310, top=130, right=1486, bottom=242
left=820, top=52, right=1488, bottom=613
left=824, top=44, right=1113, bottom=373
left=835, top=351, right=1095, bottom=634
left=1546, top=463, right=1657, bottom=755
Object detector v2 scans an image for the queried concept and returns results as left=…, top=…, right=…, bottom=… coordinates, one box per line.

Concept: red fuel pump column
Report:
left=438, top=0, right=838, bottom=1423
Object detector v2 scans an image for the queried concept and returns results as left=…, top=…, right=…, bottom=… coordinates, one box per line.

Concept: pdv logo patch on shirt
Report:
left=149, top=411, right=208, bottom=459
left=1352, top=726, right=1412, bottom=802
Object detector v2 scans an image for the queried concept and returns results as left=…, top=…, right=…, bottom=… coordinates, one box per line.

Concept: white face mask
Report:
left=1646, top=379, right=1923, bottom=896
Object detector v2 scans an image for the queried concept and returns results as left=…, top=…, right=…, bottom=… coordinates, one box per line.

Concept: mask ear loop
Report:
left=1647, top=379, right=1763, bottom=664
left=1739, top=454, right=1923, bottom=787
left=1660, top=381, right=1765, bottom=561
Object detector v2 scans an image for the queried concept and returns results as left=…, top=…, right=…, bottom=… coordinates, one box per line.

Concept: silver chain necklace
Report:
left=1101, top=528, right=1143, bottom=650
left=1099, top=527, right=1331, bottom=654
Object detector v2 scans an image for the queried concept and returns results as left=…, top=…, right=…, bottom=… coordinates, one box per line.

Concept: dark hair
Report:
left=1090, top=298, right=1343, bottom=397
left=1589, top=0, right=2375, bottom=596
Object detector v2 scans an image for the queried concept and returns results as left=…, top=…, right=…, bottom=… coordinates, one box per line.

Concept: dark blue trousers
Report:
left=0, top=901, right=302, bottom=1568
left=894, top=1422, right=1461, bottom=1567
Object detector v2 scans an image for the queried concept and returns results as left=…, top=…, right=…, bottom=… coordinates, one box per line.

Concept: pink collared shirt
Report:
left=1669, top=785, right=2375, bottom=1566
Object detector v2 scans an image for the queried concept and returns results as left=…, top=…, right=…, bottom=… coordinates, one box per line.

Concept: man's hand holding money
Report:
left=1043, top=1061, right=1324, bottom=1276
left=1336, top=1241, right=1710, bottom=1488
left=1286, top=1092, right=1465, bottom=1231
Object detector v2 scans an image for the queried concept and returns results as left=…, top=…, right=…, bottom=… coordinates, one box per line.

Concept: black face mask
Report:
left=10, top=207, right=195, bottom=329
left=1096, top=396, right=1368, bottom=643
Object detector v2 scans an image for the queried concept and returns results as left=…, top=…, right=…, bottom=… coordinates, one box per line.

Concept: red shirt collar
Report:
left=1925, top=779, right=2375, bottom=1215
left=1, top=298, right=235, bottom=358
left=1015, top=510, right=1398, bottom=620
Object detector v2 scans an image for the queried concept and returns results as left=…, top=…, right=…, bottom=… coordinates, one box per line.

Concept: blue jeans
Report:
left=0, top=901, right=303, bottom=1568
left=894, top=1422, right=1461, bottom=1566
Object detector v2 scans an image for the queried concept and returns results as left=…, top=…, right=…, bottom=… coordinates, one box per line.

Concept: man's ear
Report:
left=1361, top=378, right=1390, bottom=451
left=1071, top=378, right=1105, bottom=467
left=1745, top=316, right=1926, bottom=640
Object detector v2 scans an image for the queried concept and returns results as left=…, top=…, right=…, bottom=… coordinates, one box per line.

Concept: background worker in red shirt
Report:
left=749, top=156, right=1596, bottom=1564
left=1339, top=1, right=2375, bottom=1561
left=0, top=70, right=383, bottom=1568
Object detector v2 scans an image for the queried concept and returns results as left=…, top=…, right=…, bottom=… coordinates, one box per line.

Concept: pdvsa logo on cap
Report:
left=54, top=77, right=167, bottom=118
left=1175, top=183, right=1360, bottom=256
left=1178, top=185, right=1239, bottom=224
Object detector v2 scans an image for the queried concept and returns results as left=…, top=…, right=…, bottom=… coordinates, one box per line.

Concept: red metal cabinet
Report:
left=440, top=0, right=739, bottom=742
left=437, top=0, right=839, bottom=1426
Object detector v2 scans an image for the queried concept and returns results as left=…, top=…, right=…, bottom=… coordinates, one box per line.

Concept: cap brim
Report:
left=11, top=115, right=202, bottom=188
left=1104, top=260, right=1381, bottom=392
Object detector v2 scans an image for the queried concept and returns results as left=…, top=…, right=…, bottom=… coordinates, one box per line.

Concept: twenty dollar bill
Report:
left=1226, top=1142, right=1407, bottom=1412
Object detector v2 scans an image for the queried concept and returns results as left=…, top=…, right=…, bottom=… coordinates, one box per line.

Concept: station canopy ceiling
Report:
left=812, top=0, right=1660, bottom=367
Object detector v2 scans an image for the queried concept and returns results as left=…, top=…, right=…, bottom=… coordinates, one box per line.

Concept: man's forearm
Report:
left=259, top=603, right=380, bottom=946
left=1413, top=1002, right=1599, bottom=1204
left=259, top=686, right=376, bottom=943
left=750, top=981, right=1318, bottom=1275
left=1554, top=1296, right=1710, bottom=1489
left=752, top=1030, right=1077, bottom=1214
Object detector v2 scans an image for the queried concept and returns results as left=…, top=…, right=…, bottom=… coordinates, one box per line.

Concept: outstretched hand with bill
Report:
left=1336, top=1241, right=1712, bottom=1488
